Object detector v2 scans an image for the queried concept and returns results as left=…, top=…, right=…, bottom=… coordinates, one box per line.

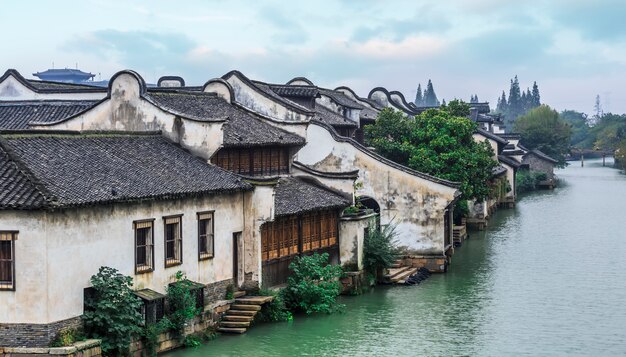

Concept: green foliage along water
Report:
left=514, top=105, right=572, bottom=165
left=364, top=102, right=496, bottom=200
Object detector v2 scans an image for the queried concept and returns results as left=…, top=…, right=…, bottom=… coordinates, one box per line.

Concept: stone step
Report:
left=395, top=268, right=420, bottom=284
left=218, top=327, right=247, bottom=334
left=230, top=304, right=262, bottom=311
left=235, top=296, right=274, bottom=305
left=384, top=266, right=412, bottom=280
left=222, top=315, right=255, bottom=322
left=227, top=309, right=257, bottom=316
left=233, top=290, right=246, bottom=298
left=220, top=320, right=251, bottom=328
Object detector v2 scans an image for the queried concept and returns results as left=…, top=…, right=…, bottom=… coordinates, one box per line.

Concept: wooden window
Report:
left=0, top=231, right=16, bottom=291
left=164, top=215, right=183, bottom=267
left=134, top=220, right=154, bottom=274
left=198, top=212, right=214, bottom=260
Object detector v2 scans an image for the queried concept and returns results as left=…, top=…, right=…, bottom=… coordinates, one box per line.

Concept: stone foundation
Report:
left=340, top=270, right=372, bottom=295
left=400, top=255, right=449, bottom=273
left=0, top=339, right=101, bottom=356
left=0, top=317, right=83, bottom=348
left=203, top=278, right=234, bottom=305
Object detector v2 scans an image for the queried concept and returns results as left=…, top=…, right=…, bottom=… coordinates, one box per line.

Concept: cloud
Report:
left=550, top=0, right=626, bottom=41
left=257, top=6, right=310, bottom=44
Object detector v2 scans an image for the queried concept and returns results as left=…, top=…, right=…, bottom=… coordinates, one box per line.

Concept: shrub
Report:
left=165, top=272, right=201, bottom=340
left=283, top=253, right=344, bottom=314
left=49, top=328, right=85, bottom=347
left=363, top=224, right=399, bottom=276
left=83, top=267, right=143, bottom=357
left=254, top=289, right=292, bottom=323
left=516, top=170, right=547, bottom=193
left=142, top=319, right=171, bottom=357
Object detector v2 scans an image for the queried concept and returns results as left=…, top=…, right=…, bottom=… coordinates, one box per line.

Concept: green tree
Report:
left=83, top=267, right=143, bottom=357
left=282, top=253, right=344, bottom=314
left=531, top=81, right=541, bottom=107
left=496, top=91, right=507, bottom=113
left=423, top=79, right=440, bottom=106
left=414, top=84, right=423, bottom=106
left=560, top=110, right=591, bottom=148
left=365, top=102, right=497, bottom=200
left=514, top=105, right=572, bottom=165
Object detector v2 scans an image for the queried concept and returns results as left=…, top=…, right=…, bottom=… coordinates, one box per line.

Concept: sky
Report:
left=2, top=0, right=626, bottom=114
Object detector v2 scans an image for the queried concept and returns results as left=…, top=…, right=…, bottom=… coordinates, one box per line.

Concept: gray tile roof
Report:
left=0, top=100, right=98, bottom=129
left=491, top=165, right=508, bottom=177
left=359, top=107, right=379, bottom=121
left=269, top=85, right=319, bottom=98
left=223, top=106, right=305, bottom=148
left=146, top=91, right=229, bottom=122
left=146, top=89, right=304, bottom=147
left=319, top=89, right=365, bottom=109
left=527, top=149, right=558, bottom=164
left=250, top=81, right=313, bottom=113
left=314, top=105, right=358, bottom=128
left=498, top=155, right=521, bottom=168
left=274, top=177, right=350, bottom=217
left=0, top=132, right=251, bottom=210
left=0, top=145, right=45, bottom=209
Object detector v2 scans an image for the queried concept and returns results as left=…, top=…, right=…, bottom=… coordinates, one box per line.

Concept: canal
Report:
left=166, top=159, right=626, bottom=356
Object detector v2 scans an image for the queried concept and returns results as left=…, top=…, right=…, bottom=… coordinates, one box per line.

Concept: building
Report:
left=32, top=68, right=95, bottom=83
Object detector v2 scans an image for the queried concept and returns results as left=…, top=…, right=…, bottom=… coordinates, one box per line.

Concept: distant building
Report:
left=32, top=68, right=95, bottom=83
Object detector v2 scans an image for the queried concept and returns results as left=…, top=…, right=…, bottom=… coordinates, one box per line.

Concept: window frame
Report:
left=163, top=214, right=183, bottom=268
left=133, top=220, right=155, bottom=274
left=197, top=211, right=215, bottom=261
left=0, top=231, right=17, bottom=291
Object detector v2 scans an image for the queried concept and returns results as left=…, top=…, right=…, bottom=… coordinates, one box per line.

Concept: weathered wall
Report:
left=242, top=184, right=275, bottom=288
left=224, top=74, right=310, bottom=137
left=339, top=214, right=377, bottom=270
left=291, top=167, right=355, bottom=199
left=297, top=124, right=457, bottom=255
left=0, top=75, right=105, bottom=101
left=30, top=73, right=224, bottom=161
left=473, top=133, right=499, bottom=160
left=0, top=192, right=246, bottom=326
left=523, top=155, right=555, bottom=179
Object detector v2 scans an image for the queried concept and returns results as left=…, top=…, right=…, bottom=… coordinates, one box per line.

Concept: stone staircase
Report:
left=217, top=293, right=274, bottom=334
left=383, top=259, right=419, bottom=284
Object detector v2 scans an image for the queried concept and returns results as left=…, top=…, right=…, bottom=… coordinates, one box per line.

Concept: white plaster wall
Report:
left=297, top=124, right=457, bottom=255
left=473, top=133, right=499, bottom=160
left=339, top=214, right=376, bottom=270
left=225, top=75, right=310, bottom=124
left=291, top=167, right=355, bottom=199
left=243, top=185, right=275, bottom=285
left=0, top=75, right=106, bottom=101
left=30, top=74, right=224, bottom=160
left=503, top=164, right=516, bottom=198
left=1, top=193, right=245, bottom=325
left=0, top=211, right=48, bottom=324
left=335, top=88, right=378, bottom=111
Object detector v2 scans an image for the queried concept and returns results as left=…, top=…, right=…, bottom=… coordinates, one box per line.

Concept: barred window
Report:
left=198, top=212, right=214, bottom=260
left=134, top=220, right=154, bottom=274
left=0, top=231, right=16, bottom=290
left=164, top=215, right=183, bottom=267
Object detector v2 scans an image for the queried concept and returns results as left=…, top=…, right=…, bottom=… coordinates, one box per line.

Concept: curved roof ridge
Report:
left=310, top=119, right=460, bottom=189
left=221, top=70, right=314, bottom=115
left=1, top=68, right=106, bottom=94
left=286, top=76, right=315, bottom=86
left=292, top=160, right=359, bottom=179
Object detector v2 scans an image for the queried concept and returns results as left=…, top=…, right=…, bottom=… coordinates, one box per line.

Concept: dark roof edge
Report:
left=0, top=69, right=107, bottom=94
left=367, top=86, right=419, bottom=116
left=498, top=155, right=521, bottom=169
left=157, top=76, right=185, bottom=87
left=294, top=175, right=353, bottom=202
left=26, top=97, right=108, bottom=127
left=292, top=161, right=359, bottom=179
left=476, top=128, right=509, bottom=145
left=310, top=119, right=460, bottom=189
left=221, top=70, right=315, bottom=115
left=0, top=136, right=54, bottom=207
left=334, top=86, right=383, bottom=110
left=232, top=101, right=311, bottom=127
left=286, top=76, right=315, bottom=86
left=527, top=149, right=559, bottom=163
left=0, top=129, right=162, bottom=136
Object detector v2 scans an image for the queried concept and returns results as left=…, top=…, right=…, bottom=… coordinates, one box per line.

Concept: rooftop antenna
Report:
left=52, top=61, right=54, bottom=69
left=76, top=62, right=78, bottom=69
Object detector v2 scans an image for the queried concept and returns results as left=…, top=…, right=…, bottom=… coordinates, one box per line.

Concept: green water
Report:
left=166, top=159, right=626, bottom=356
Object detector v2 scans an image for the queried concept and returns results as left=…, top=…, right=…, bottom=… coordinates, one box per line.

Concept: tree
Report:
left=531, top=81, right=541, bottom=107
left=508, top=76, right=522, bottom=118
left=414, top=84, right=423, bottom=106
left=560, top=110, right=591, bottom=148
left=423, top=79, right=440, bottom=106
left=83, top=267, right=143, bottom=356
left=496, top=91, right=507, bottom=113
left=365, top=103, right=497, bottom=200
left=514, top=105, right=572, bottom=165
left=591, top=94, right=603, bottom=126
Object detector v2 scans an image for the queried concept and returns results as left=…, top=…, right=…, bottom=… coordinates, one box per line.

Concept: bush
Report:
left=166, top=272, right=201, bottom=340
left=516, top=170, right=547, bottom=193
left=282, top=253, right=344, bottom=314
left=363, top=224, right=399, bottom=276
left=142, top=319, right=171, bottom=357
left=254, top=289, right=293, bottom=323
left=49, top=328, right=85, bottom=347
left=83, top=267, right=143, bottom=357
